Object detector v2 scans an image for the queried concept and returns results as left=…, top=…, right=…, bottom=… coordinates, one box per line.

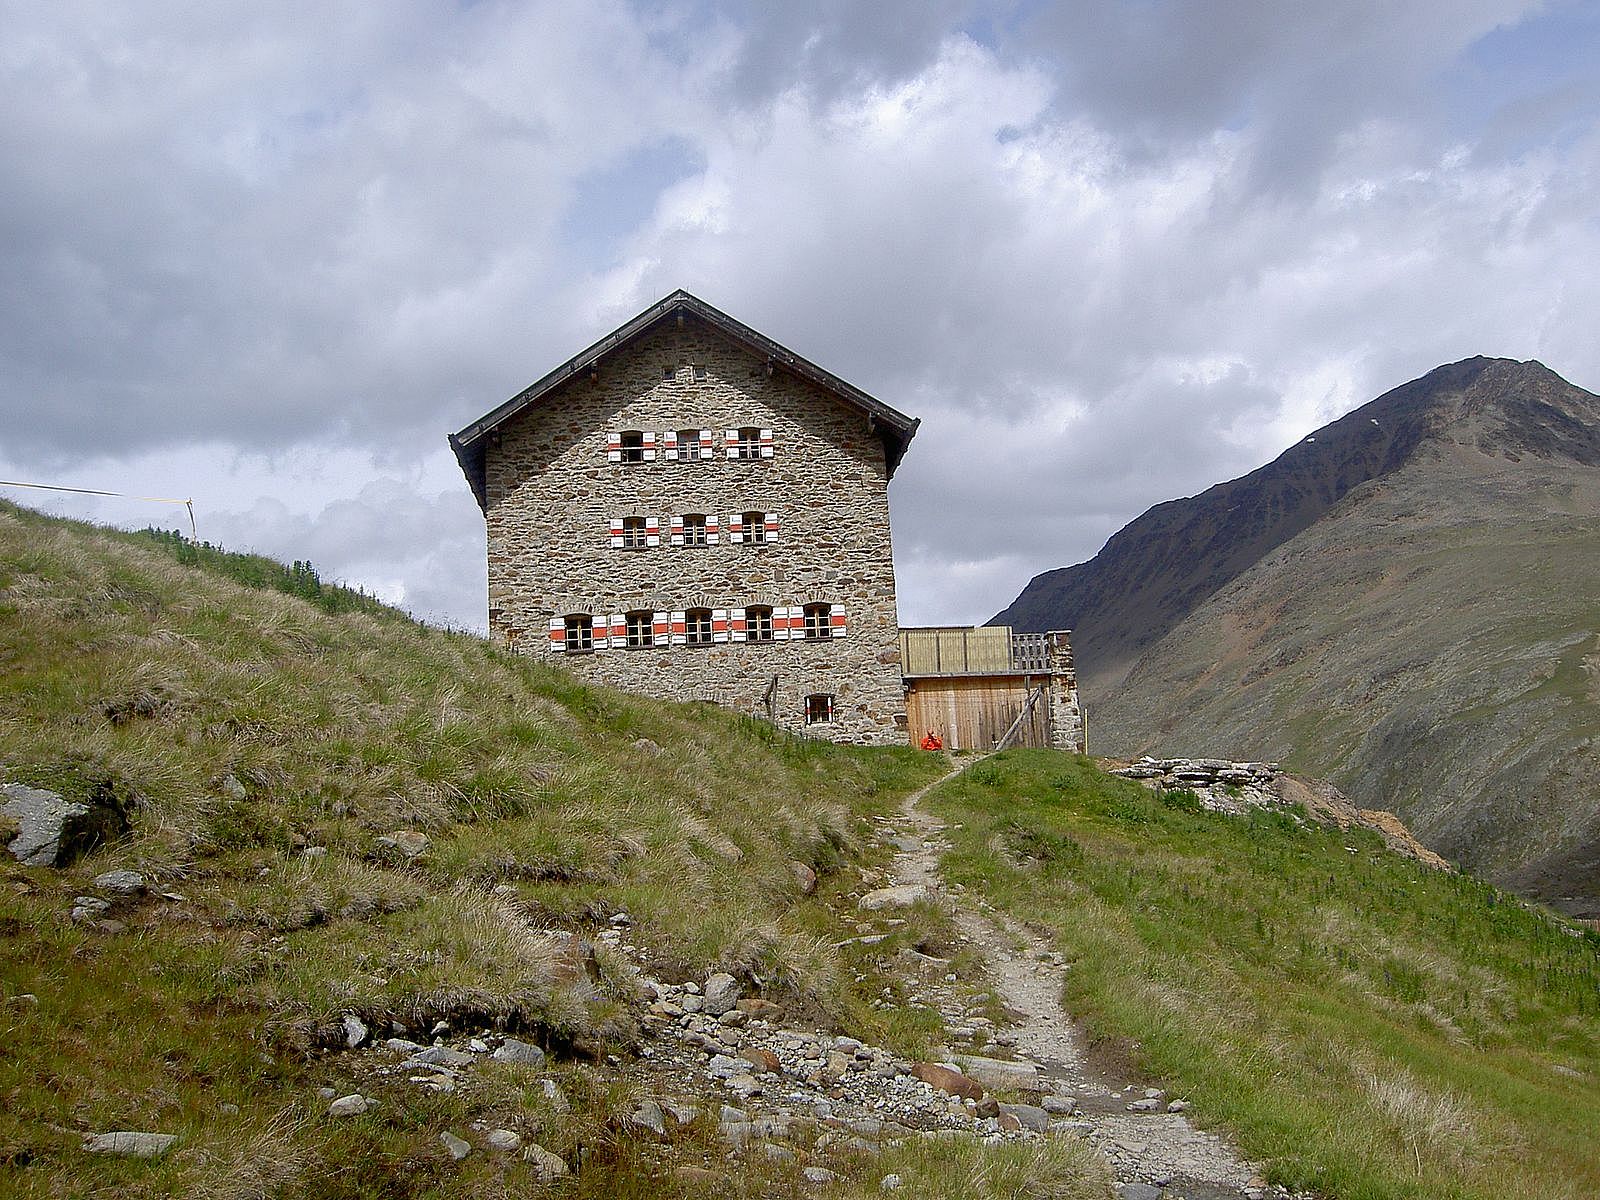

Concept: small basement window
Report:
left=626, top=610, right=654, bottom=649
left=685, top=607, right=713, bottom=647
left=803, top=603, right=833, bottom=641
left=805, top=693, right=835, bottom=725
left=564, top=615, right=594, bottom=653
left=745, top=605, right=774, bottom=644
left=619, top=430, right=645, bottom=463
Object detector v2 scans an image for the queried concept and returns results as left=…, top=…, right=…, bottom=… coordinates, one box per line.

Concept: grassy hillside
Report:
left=1092, top=435, right=1600, bottom=915
left=0, top=500, right=954, bottom=1198
left=929, top=751, right=1600, bottom=1200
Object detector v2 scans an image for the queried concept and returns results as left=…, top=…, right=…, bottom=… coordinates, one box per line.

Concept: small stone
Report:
left=83, top=1131, right=177, bottom=1157
left=742, top=1047, right=781, bottom=1074
left=1167, top=1098, right=1188, bottom=1113
left=789, top=860, right=818, bottom=894
left=484, top=1128, right=521, bottom=1153
left=633, top=737, right=663, bottom=756
left=301, top=846, right=327, bottom=859
left=803, top=1166, right=839, bottom=1185
left=956, top=1054, right=1040, bottom=1092
left=374, top=830, right=430, bottom=860
left=881, top=1174, right=904, bottom=1191
left=1117, top=1186, right=1162, bottom=1200
left=1127, top=1098, right=1161, bottom=1112
left=385, top=1037, right=422, bottom=1052
left=316, top=1087, right=337, bottom=1100
left=629, top=1100, right=667, bottom=1136
left=737, top=997, right=782, bottom=1018
left=911, top=1062, right=983, bottom=1101
left=342, top=1014, right=369, bottom=1048
left=328, top=1094, right=371, bottom=1117
left=219, top=774, right=248, bottom=800
left=218, top=1102, right=240, bottom=1116
left=703, top=972, right=741, bottom=1016
left=525, top=1143, right=569, bottom=1180
left=440, top=1131, right=471, bottom=1160
left=1042, top=1095, right=1077, bottom=1115
left=492, top=1037, right=546, bottom=1067
left=412, top=1046, right=473, bottom=1068
left=857, top=884, right=932, bottom=911
left=93, top=869, right=145, bottom=897
left=999, top=1102, right=1050, bottom=1132
left=541, top=1079, right=570, bottom=1113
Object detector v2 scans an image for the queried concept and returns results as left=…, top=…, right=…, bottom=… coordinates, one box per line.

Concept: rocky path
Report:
left=887, top=755, right=1284, bottom=1200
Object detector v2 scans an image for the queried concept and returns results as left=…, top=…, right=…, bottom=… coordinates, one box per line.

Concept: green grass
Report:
left=929, top=750, right=1600, bottom=1200
left=0, top=500, right=950, bottom=1197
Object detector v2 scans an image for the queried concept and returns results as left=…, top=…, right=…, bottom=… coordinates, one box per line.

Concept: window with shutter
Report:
left=618, top=431, right=645, bottom=463
left=733, top=427, right=761, bottom=459
left=563, top=615, right=594, bottom=653
left=685, top=608, right=713, bottom=646
left=803, top=603, right=832, bottom=641
left=742, top=510, right=766, bottom=545
left=804, top=693, right=835, bottom=725
left=621, top=516, right=648, bottom=549
left=675, top=429, right=702, bottom=461
left=626, top=610, right=654, bottom=649
left=745, top=605, right=774, bottom=644
left=681, top=514, right=708, bottom=547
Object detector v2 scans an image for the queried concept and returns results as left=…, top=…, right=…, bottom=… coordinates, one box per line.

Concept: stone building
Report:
left=449, top=290, right=919, bottom=744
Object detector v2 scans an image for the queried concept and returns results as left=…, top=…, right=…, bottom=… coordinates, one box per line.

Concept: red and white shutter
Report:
left=669, top=610, right=687, bottom=646
left=727, top=513, right=744, bottom=544
left=760, top=428, right=774, bottom=458
left=609, top=518, right=623, bottom=548
left=706, top=513, right=720, bottom=545
left=642, top=431, right=658, bottom=461
left=607, top=613, right=625, bottom=649
left=606, top=433, right=622, bottom=463
left=663, top=430, right=678, bottom=459
left=729, top=606, right=746, bottom=643
left=670, top=515, right=684, bottom=547
left=712, top=608, right=729, bottom=644
left=700, top=429, right=714, bottom=457
left=829, top=604, right=848, bottom=638
left=548, top=617, right=566, bottom=652
left=771, top=605, right=793, bottom=641
left=724, top=429, right=739, bottom=459
left=652, top=610, right=669, bottom=645
left=645, top=517, right=660, bottom=547
left=764, top=512, right=780, bottom=544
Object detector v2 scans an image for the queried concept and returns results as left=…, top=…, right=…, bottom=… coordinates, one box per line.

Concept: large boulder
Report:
left=910, top=1062, right=983, bottom=1101
left=956, top=1054, right=1041, bottom=1092
left=2, top=782, right=128, bottom=868
left=702, top=972, right=741, bottom=1016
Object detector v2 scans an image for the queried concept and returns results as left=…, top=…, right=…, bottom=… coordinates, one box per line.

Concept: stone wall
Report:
left=1046, top=631, right=1083, bottom=753
left=482, top=316, right=908, bottom=744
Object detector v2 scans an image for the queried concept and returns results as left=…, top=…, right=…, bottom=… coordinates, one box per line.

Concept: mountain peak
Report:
left=991, top=358, right=1599, bottom=686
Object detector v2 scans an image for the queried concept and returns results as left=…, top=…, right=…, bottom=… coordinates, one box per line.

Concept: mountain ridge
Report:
left=992, top=356, right=1592, bottom=691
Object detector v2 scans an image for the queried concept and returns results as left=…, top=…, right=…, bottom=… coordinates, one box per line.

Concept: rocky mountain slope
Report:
left=996, top=358, right=1600, bottom=914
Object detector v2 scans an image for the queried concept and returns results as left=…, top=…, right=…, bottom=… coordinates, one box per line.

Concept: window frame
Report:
left=621, top=516, right=649, bottom=549
left=563, top=614, right=594, bottom=654
left=803, top=603, right=833, bottom=641
left=681, top=513, right=709, bottom=548
left=625, top=610, right=654, bottom=649
left=675, top=428, right=703, bottom=462
left=804, top=693, right=835, bottom=725
left=745, top=605, right=774, bottom=644
left=618, top=430, right=646, bottom=464
left=684, top=607, right=714, bottom=647
left=733, top=426, right=762, bottom=460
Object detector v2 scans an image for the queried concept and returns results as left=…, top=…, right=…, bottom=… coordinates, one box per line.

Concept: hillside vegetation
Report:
left=3, top=500, right=1597, bottom=1200
left=997, top=358, right=1600, bottom=915
left=928, top=751, right=1600, bottom=1200
left=0, top=500, right=955, bottom=1198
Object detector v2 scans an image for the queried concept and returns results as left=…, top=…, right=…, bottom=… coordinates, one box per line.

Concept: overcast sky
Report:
left=4, top=1, right=1598, bottom=627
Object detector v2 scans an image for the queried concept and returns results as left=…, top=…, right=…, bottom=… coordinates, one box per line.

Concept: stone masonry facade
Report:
left=475, top=314, right=910, bottom=744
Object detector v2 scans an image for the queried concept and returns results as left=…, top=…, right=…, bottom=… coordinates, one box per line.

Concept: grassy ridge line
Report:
left=0, top=500, right=968, bottom=1197
left=929, top=751, right=1600, bottom=1200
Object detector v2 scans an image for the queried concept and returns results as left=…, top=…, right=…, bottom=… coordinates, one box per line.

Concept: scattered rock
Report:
left=373, top=830, right=429, bottom=860
left=857, top=883, right=932, bottom=911
left=737, top=997, right=782, bottom=1019
left=633, top=737, right=663, bottom=756
left=93, top=869, right=145, bottom=898
left=2, top=782, right=128, bottom=868
left=525, top=1143, right=570, bottom=1180
left=219, top=774, right=248, bottom=801
left=880, top=1174, right=904, bottom=1191
left=484, top=1128, right=522, bottom=1153
left=789, top=860, right=818, bottom=895
left=911, top=1062, right=983, bottom=1101
left=412, top=1046, right=473, bottom=1068
left=83, top=1131, right=177, bottom=1157
left=629, top=1100, right=667, bottom=1136
left=999, top=1102, right=1050, bottom=1132
left=1117, top=1185, right=1162, bottom=1200
left=491, top=1037, right=545, bottom=1067
left=327, top=1094, right=372, bottom=1117
left=439, top=1131, right=471, bottom=1160
left=803, top=1166, right=839, bottom=1185
left=702, top=972, right=741, bottom=1016
left=742, top=1047, right=782, bottom=1074
left=342, top=1014, right=369, bottom=1049
left=956, top=1054, right=1040, bottom=1092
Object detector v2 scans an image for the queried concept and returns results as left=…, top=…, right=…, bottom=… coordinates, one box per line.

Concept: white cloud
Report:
left=3, top=2, right=1598, bottom=633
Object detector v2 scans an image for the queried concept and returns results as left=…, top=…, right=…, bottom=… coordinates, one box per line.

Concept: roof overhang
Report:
left=449, top=289, right=920, bottom=510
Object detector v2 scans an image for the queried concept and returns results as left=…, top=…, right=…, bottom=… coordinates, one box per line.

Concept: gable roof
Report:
left=449, top=289, right=920, bottom=509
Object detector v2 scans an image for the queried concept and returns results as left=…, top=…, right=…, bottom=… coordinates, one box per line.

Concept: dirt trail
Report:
left=887, top=756, right=1284, bottom=1200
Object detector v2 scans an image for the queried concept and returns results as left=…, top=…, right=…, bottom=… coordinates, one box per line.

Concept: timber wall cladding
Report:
left=483, top=318, right=907, bottom=745
left=905, top=676, right=1051, bottom=752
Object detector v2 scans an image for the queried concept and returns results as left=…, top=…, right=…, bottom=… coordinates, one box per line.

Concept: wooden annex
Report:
left=900, top=626, right=1083, bottom=753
